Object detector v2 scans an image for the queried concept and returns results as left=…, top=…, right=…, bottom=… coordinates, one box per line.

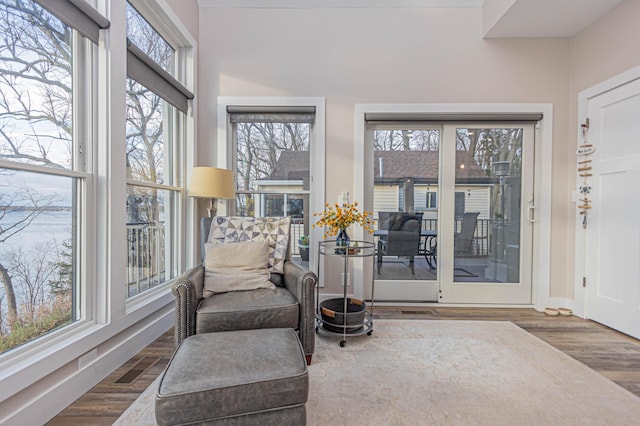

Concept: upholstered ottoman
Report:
left=155, top=328, right=308, bottom=425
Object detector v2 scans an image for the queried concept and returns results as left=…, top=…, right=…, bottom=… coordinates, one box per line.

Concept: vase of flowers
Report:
left=335, top=228, right=350, bottom=247
left=313, top=201, right=375, bottom=250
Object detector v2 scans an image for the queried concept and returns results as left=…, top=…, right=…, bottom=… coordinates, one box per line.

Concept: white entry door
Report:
left=584, top=77, right=640, bottom=339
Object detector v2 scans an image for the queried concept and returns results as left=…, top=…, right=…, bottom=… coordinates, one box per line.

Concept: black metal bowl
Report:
left=320, top=297, right=367, bottom=334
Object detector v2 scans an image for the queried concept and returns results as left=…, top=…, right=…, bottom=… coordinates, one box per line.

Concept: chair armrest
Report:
left=283, top=260, right=317, bottom=358
left=171, top=264, right=205, bottom=346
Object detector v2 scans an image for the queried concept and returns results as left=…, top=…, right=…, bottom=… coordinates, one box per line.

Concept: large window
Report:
left=0, top=0, right=94, bottom=353
left=231, top=110, right=314, bottom=261
left=125, top=2, right=190, bottom=296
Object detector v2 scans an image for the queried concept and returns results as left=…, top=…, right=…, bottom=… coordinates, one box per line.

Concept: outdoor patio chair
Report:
left=377, top=212, right=423, bottom=275
left=454, top=212, right=480, bottom=256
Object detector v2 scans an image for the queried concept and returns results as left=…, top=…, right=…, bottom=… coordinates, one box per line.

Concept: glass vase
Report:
left=336, top=228, right=350, bottom=247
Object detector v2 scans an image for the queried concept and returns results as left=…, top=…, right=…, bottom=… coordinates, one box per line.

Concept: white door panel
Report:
left=585, top=78, right=640, bottom=339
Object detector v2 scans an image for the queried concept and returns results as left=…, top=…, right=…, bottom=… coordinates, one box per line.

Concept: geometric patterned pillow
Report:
left=207, top=216, right=291, bottom=274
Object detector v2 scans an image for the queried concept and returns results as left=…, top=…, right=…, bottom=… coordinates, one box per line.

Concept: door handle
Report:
left=528, top=197, right=535, bottom=223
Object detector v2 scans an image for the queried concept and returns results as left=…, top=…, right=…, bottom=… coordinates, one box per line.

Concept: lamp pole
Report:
left=492, top=161, right=511, bottom=263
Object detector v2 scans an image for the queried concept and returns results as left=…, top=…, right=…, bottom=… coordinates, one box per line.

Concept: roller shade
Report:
left=35, top=0, right=110, bottom=44
left=228, top=106, right=315, bottom=123
left=365, top=112, right=543, bottom=123
left=127, top=40, right=194, bottom=114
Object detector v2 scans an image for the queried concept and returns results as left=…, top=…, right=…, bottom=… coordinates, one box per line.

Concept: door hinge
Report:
left=583, top=276, right=587, bottom=287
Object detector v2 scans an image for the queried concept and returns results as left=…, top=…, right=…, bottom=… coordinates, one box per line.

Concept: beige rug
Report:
left=115, top=320, right=640, bottom=425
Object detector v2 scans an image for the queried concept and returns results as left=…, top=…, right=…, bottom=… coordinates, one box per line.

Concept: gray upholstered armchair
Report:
left=172, top=217, right=317, bottom=364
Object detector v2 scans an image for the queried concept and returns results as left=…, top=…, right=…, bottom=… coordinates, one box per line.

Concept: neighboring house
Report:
left=253, top=151, right=310, bottom=218
left=257, top=150, right=494, bottom=222
left=373, top=150, right=493, bottom=222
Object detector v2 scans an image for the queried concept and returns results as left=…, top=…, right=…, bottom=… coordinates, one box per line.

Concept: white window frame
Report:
left=426, top=191, right=438, bottom=209
left=0, top=6, right=96, bottom=364
left=217, top=97, right=325, bottom=274
left=354, top=103, right=553, bottom=310
left=0, top=2, right=196, bottom=421
left=124, top=0, right=194, bottom=303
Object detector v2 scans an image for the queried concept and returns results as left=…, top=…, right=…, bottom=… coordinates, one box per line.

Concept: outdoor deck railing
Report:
left=124, top=217, right=496, bottom=286
left=127, top=221, right=165, bottom=296
left=420, top=218, right=496, bottom=257
left=290, top=216, right=498, bottom=258
left=290, top=218, right=305, bottom=256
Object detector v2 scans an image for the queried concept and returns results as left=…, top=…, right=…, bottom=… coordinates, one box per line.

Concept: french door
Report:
left=439, top=124, right=534, bottom=304
left=369, top=122, right=535, bottom=304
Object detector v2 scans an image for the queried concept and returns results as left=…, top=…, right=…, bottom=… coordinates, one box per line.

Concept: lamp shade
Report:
left=188, top=167, right=236, bottom=199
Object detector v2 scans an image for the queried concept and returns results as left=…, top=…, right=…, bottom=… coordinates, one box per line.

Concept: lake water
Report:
left=0, top=210, right=72, bottom=316
left=1, top=209, right=73, bottom=253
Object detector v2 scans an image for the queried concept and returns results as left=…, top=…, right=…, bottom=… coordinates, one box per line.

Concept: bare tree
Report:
left=0, top=0, right=70, bottom=325
left=456, top=128, right=522, bottom=176
left=8, top=242, right=57, bottom=323
left=373, top=129, right=440, bottom=151
left=49, top=239, right=72, bottom=297
left=238, top=122, right=310, bottom=183
left=125, top=3, right=174, bottom=227
left=456, top=128, right=523, bottom=218
left=236, top=121, right=310, bottom=216
left=0, top=0, right=72, bottom=169
left=0, top=184, right=58, bottom=323
left=0, top=2, right=71, bottom=322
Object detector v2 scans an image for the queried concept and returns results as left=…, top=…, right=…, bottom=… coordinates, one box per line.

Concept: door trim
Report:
left=353, top=103, right=553, bottom=309
left=575, top=64, right=640, bottom=318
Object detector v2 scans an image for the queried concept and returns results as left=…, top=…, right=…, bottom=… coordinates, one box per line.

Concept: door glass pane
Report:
left=373, top=129, right=439, bottom=281
left=454, top=128, right=522, bottom=283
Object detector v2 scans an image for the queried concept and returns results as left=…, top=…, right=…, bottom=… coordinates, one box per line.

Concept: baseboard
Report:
left=0, top=308, right=174, bottom=426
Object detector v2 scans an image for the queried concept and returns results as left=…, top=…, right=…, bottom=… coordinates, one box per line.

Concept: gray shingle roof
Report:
left=374, top=150, right=489, bottom=181
left=266, top=151, right=310, bottom=180
left=266, top=150, right=491, bottom=183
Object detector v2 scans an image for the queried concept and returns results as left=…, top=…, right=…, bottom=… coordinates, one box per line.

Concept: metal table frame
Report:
left=316, top=240, right=376, bottom=347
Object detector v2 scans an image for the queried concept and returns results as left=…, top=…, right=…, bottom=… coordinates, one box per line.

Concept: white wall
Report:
left=164, top=0, right=199, bottom=41
left=566, top=0, right=640, bottom=299
left=197, top=5, right=573, bottom=296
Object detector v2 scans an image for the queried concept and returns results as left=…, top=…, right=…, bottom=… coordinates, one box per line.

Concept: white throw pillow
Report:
left=203, top=241, right=275, bottom=297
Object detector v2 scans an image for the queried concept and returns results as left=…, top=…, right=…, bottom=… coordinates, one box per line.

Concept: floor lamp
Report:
left=188, top=167, right=236, bottom=217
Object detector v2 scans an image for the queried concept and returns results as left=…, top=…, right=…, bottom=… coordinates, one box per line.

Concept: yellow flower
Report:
left=313, top=201, right=375, bottom=238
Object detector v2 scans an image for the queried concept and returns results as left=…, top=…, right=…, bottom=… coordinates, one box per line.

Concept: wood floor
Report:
left=47, top=307, right=640, bottom=424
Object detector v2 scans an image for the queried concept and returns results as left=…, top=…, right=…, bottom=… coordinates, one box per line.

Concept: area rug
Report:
left=115, top=320, right=640, bottom=425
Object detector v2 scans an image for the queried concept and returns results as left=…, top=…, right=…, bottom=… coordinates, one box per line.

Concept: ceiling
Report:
left=199, top=0, right=626, bottom=38
left=483, top=0, right=626, bottom=38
